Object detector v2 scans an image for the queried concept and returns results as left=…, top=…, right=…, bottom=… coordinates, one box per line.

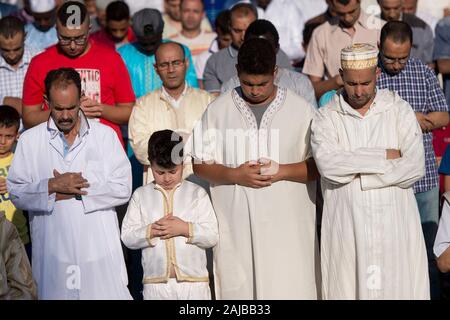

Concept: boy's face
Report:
left=0, top=125, right=18, bottom=158
left=151, top=163, right=183, bottom=191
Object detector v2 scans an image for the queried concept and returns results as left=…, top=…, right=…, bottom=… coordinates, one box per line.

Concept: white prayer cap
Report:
left=29, top=0, right=56, bottom=13
left=341, top=43, right=379, bottom=70
left=96, top=0, right=116, bottom=11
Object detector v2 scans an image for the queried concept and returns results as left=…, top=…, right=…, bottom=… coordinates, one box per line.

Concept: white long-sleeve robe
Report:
left=311, top=89, right=430, bottom=300
left=192, top=87, right=320, bottom=300
left=7, top=115, right=132, bottom=300
left=121, top=181, right=218, bottom=286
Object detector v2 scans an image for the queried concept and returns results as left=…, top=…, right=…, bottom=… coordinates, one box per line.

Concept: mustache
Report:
left=58, top=119, right=73, bottom=124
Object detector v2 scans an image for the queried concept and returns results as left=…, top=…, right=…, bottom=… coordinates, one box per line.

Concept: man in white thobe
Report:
left=311, top=43, right=429, bottom=299
left=7, top=67, right=132, bottom=300
left=192, top=38, right=320, bottom=300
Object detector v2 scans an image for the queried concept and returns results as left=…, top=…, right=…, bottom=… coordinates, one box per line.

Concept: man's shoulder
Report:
left=376, top=88, right=412, bottom=112
left=136, top=89, right=163, bottom=105
left=168, top=32, right=182, bottom=42
left=117, top=42, right=138, bottom=57
left=133, top=183, right=158, bottom=199
left=282, top=68, right=310, bottom=82
left=436, top=16, right=450, bottom=31
left=407, top=58, right=432, bottom=73
left=403, top=13, right=429, bottom=30
left=179, top=180, right=209, bottom=199
left=29, top=45, right=59, bottom=65
left=202, top=31, right=217, bottom=41
left=88, top=120, right=117, bottom=137
left=283, top=87, right=316, bottom=114
left=22, top=46, right=42, bottom=63
left=187, top=87, right=214, bottom=100
left=19, top=122, right=48, bottom=142
left=204, top=90, right=233, bottom=113
left=313, top=19, right=335, bottom=35
left=209, top=47, right=232, bottom=62
left=360, top=11, right=385, bottom=31
left=90, top=41, right=122, bottom=58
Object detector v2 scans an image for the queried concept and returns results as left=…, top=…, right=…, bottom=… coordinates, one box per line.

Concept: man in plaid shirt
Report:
left=378, top=21, right=449, bottom=299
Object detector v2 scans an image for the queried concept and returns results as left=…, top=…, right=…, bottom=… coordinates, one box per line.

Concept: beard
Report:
left=3, top=53, right=23, bottom=66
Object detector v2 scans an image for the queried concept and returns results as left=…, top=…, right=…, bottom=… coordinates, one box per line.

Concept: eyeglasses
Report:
left=381, top=53, right=409, bottom=65
left=58, top=34, right=88, bottom=46
left=156, top=59, right=184, bottom=70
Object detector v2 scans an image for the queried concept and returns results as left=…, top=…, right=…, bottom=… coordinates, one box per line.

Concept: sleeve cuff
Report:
left=146, top=224, right=158, bottom=247
left=434, top=243, right=450, bottom=259
left=359, top=159, right=399, bottom=191
left=186, top=222, right=194, bottom=244
left=44, top=179, right=56, bottom=212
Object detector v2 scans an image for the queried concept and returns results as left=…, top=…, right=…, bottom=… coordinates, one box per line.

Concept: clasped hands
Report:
left=234, top=158, right=281, bottom=189
left=80, top=96, right=103, bottom=119
left=416, top=112, right=435, bottom=133
left=150, top=213, right=189, bottom=240
left=48, top=169, right=89, bottom=201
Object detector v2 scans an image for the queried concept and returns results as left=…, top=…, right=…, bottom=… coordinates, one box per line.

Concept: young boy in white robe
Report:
left=121, top=129, right=218, bottom=300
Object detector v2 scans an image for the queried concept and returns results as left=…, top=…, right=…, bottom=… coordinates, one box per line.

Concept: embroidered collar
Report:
left=160, top=82, right=189, bottom=105
left=231, top=87, right=287, bottom=161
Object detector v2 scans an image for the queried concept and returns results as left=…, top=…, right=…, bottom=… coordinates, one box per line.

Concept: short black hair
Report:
left=0, top=105, right=20, bottom=131
left=44, top=68, right=81, bottom=101
left=148, top=130, right=184, bottom=169
left=0, top=16, right=25, bottom=39
left=380, top=21, right=413, bottom=48
left=57, top=1, right=88, bottom=27
left=244, top=19, right=280, bottom=48
left=180, top=0, right=205, bottom=10
left=237, top=37, right=276, bottom=75
left=106, top=1, right=130, bottom=22
left=215, top=9, right=231, bottom=35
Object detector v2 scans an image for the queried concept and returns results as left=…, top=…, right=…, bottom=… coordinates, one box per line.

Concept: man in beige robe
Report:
left=128, top=41, right=214, bottom=185
left=191, top=38, right=320, bottom=299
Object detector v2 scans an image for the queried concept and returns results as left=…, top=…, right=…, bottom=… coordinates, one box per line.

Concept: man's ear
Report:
left=43, top=94, right=49, bottom=106
left=273, top=65, right=278, bottom=77
left=376, top=67, right=381, bottom=79
left=154, top=63, right=160, bottom=76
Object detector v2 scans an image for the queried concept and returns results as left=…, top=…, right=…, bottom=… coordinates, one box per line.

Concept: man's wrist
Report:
left=227, top=167, right=239, bottom=185
left=48, top=178, right=55, bottom=195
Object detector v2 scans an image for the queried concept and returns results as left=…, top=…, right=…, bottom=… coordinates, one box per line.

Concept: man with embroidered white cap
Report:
left=25, top=0, right=58, bottom=50
left=311, top=43, right=430, bottom=300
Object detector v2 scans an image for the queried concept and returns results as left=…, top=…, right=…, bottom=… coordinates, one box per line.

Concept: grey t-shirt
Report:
left=235, top=87, right=271, bottom=128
